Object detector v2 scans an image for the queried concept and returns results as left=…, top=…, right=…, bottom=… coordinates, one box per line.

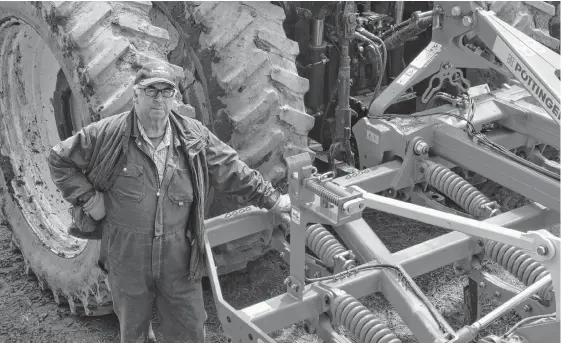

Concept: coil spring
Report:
left=423, top=162, right=491, bottom=218
left=306, top=224, right=346, bottom=268
left=305, top=179, right=344, bottom=206
left=486, top=241, right=553, bottom=301
left=331, top=292, right=401, bottom=343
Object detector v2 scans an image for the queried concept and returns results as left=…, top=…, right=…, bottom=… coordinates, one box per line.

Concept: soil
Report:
left=0, top=185, right=558, bottom=343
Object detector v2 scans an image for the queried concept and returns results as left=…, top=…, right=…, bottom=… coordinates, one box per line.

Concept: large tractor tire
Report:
left=0, top=1, right=311, bottom=316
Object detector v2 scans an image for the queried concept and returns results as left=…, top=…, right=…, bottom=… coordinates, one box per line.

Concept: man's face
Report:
left=134, top=82, right=176, bottom=120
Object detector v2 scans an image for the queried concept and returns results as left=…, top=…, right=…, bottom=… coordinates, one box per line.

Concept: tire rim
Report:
left=0, top=17, right=86, bottom=258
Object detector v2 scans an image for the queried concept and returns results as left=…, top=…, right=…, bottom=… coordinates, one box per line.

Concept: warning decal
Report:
left=396, top=66, right=418, bottom=85
left=410, top=42, right=442, bottom=69
left=291, top=208, right=300, bottom=225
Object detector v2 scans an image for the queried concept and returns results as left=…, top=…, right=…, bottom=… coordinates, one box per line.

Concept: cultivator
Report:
left=203, top=2, right=560, bottom=343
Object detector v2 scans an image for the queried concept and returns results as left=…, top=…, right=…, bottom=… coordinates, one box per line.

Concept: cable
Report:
left=354, top=29, right=388, bottom=112
left=502, top=314, right=555, bottom=338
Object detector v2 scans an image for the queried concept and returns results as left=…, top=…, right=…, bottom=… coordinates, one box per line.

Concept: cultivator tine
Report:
left=463, top=278, right=480, bottom=325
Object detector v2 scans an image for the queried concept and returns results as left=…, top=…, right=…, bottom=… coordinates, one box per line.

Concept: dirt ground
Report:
left=0, top=185, right=558, bottom=343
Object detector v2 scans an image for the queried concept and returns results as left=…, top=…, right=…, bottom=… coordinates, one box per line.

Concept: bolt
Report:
left=477, top=239, right=484, bottom=247
left=279, top=252, right=285, bottom=258
left=523, top=304, right=532, bottom=312
left=462, top=16, right=473, bottom=27
left=347, top=14, right=357, bottom=24
left=291, top=284, right=300, bottom=292
left=284, top=277, right=292, bottom=287
left=291, top=172, right=298, bottom=180
left=451, top=6, right=461, bottom=17
left=414, top=140, right=429, bottom=155
left=479, top=282, right=486, bottom=288
left=494, top=291, right=501, bottom=298
left=537, top=245, right=548, bottom=256
left=313, top=272, right=320, bottom=278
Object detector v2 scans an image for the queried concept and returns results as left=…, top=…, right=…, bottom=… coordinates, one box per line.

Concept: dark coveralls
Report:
left=47, top=110, right=280, bottom=343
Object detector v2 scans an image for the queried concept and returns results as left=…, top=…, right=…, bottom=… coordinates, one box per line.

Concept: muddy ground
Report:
left=0, top=185, right=558, bottom=343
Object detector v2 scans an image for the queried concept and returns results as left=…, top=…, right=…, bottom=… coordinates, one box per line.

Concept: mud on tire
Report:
left=0, top=1, right=310, bottom=315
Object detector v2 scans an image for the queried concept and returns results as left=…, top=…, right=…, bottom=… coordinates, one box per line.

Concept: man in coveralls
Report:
left=47, top=62, right=291, bottom=343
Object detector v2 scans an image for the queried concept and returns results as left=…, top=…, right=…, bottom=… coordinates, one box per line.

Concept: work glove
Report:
left=82, top=190, right=106, bottom=221
left=269, top=194, right=291, bottom=236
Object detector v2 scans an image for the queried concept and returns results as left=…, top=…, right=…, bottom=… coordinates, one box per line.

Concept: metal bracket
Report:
left=421, top=64, right=471, bottom=103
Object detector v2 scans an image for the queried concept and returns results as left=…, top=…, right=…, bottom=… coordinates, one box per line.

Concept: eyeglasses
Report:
left=138, top=87, right=176, bottom=98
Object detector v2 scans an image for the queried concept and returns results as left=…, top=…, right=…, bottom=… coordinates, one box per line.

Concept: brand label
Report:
left=494, top=38, right=560, bottom=121
left=345, top=168, right=372, bottom=179
left=224, top=207, right=251, bottom=218
left=150, top=66, right=170, bottom=76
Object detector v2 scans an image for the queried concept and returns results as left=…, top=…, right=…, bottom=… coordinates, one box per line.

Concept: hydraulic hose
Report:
left=383, top=16, right=432, bottom=51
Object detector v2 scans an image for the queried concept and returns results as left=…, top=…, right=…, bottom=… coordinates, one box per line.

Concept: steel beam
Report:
left=332, top=160, right=401, bottom=192
left=242, top=268, right=383, bottom=333
left=432, top=125, right=560, bottom=211
left=382, top=270, right=454, bottom=342
left=204, top=207, right=273, bottom=247
left=332, top=222, right=455, bottom=341
left=335, top=203, right=556, bottom=279
left=496, top=98, right=560, bottom=149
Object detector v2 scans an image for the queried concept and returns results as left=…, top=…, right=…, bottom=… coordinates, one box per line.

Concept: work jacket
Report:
left=47, top=109, right=280, bottom=280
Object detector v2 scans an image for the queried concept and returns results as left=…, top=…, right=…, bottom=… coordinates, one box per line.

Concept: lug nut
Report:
left=463, top=16, right=473, bottom=27
left=523, top=304, right=532, bottom=312
left=451, top=6, right=461, bottom=17
left=494, top=291, right=501, bottom=298
left=537, top=245, right=548, bottom=256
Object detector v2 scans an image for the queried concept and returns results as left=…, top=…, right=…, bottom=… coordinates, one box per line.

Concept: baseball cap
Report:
left=134, top=61, right=177, bottom=88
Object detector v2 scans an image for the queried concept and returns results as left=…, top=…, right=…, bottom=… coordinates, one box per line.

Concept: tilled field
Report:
left=0, top=186, right=558, bottom=343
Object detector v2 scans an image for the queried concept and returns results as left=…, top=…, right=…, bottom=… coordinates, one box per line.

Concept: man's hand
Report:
left=269, top=194, right=291, bottom=235
left=83, top=191, right=106, bottom=221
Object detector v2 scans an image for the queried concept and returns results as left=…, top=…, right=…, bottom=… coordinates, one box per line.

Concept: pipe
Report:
left=311, top=19, right=324, bottom=47
left=395, top=2, right=405, bottom=25
left=306, top=16, right=327, bottom=111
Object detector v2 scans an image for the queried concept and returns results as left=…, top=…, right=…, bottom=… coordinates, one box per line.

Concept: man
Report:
left=47, top=62, right=291, bottom=343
